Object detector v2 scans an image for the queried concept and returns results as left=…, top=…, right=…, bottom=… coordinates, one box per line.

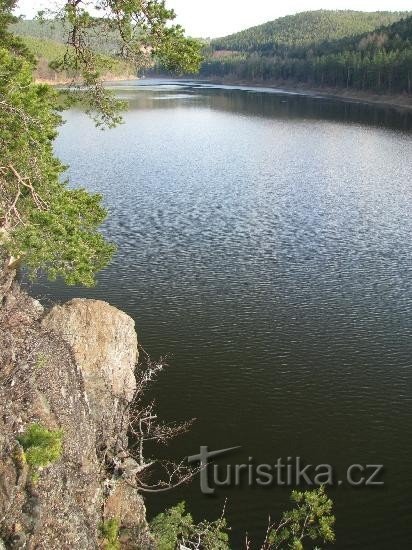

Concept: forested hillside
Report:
left=200, top=10, right=412, bottom=96
left=11, top=19, right=67, bottom=41
left=11, top=18, right=122, bottom=55
left=11, top=19, right=134, bottom=81
left=211, top=11, right=406, bottom=54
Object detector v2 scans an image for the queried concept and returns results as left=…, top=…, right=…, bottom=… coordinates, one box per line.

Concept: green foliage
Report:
left=155, top=26, right=203, bottom=74
left=150, top=502, right=193, bottom=549
left=150, top=501, right=229, bottom=550
left=0, top=42, right=115, bottom=285
left=1, top=1, right=201, bottom=286
left=99, top=518, right=121, bottom=550
left=12, top=9, right=201, bottom=73
left=200, top=10, right=412, bottom=95
left=266, top=487, right=335, bottom=549
left=17, top=423, right=63, bottom=469
left=0, top=2, right=32, bottom=60
left=14, top=2, right=202, bottom=125
left=151, top=490, right=334, bottom=549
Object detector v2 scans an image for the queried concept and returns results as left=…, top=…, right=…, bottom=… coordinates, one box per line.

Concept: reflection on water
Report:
left=107, top=79, right=412, bottom=132
left=27, top=80, right=412, bottom=549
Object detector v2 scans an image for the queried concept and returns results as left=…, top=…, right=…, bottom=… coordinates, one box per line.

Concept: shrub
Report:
left=266, top=486, right=335, bottom=549
left=150, top=501, right=229, bottom=550
left=99, top=518, right=121, bottom=550
left=151, top=489, right=335, bottom=549
left=17, top=423, right=63, bottom=469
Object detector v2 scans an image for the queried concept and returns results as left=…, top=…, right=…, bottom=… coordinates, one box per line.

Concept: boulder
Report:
left=42, top=299, right=138, bottom=440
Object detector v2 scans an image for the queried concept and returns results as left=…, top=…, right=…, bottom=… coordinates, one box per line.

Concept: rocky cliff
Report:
left=0, top=262, right=153, bottom=549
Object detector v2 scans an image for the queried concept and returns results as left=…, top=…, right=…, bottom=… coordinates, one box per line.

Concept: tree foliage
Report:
left=150, top=501, right=229, bottom=550
left=260, top=487, right=335, bottom=550
left=150, top=488, right=335, bottom=550
left=0, top=1, right=201, bottom=285
left=0, top=40, right=115, bottom=285
left=37, top=0, right=202, bottom=125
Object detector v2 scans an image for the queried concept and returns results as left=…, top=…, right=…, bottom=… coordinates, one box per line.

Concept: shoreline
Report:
left=197, top=77, right=412, bottom=111
left=34, top=73, right=137, bottom=85
left=34, top=74, right=412, bottom=111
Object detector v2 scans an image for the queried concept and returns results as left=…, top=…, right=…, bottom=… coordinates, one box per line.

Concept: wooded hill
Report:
left=11, top=18, right=122, bottom=55
left=211, top=11, right=406, bottom=54
left=200, top=10, right=412, bottom=95
left=11, top=19, right=134, bottom=81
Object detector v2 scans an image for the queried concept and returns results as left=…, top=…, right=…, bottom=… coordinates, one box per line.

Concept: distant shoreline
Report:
left=35, top=73, right=412, bottom=112
left=195, top=77, right=412, bottom=111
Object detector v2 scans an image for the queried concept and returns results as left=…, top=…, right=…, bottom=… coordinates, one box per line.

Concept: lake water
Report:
left=29, top=80, right=412, bottom=548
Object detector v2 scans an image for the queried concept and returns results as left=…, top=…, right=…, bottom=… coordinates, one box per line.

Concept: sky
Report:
left=14, top=0, right=412, bottom=38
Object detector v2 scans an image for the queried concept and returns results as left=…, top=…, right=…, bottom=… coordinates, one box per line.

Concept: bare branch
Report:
left=0, top=164, right=49, bottom=230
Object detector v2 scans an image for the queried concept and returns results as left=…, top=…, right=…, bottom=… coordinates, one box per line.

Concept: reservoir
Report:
left=30, top=80, right=412, bottom=548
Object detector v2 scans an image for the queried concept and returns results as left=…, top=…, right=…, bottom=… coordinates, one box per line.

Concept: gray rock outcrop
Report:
left=0, top=277, right=152, bottom=549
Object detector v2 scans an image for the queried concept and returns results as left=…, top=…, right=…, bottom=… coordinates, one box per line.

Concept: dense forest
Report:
left=211, top=11, right=405, bottom=53
left=200, top=10, right=412, bottom=95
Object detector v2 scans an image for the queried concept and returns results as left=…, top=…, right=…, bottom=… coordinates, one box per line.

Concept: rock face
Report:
left=42, top=299, right=138, bottom=402
left=0, top=253, right=17, bottom=306
left=42, top=299, right=138, bottom=447
left=0, top=279, right=153, bottom=549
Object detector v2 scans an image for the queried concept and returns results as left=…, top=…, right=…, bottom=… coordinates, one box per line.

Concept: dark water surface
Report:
left=29, top=80, right=412, bottom=548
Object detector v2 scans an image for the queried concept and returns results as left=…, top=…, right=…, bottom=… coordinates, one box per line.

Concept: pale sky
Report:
left=14, top=0, right=412, bottom=38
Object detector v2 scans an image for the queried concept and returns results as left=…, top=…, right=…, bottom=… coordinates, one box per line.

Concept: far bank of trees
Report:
left=201, top=49, right=412, bottom=94
left=200, top=11, right=412, bottom=95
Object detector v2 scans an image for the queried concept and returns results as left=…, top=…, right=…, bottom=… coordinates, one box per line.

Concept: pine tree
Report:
left=0, top=1, right=202, bottom=285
